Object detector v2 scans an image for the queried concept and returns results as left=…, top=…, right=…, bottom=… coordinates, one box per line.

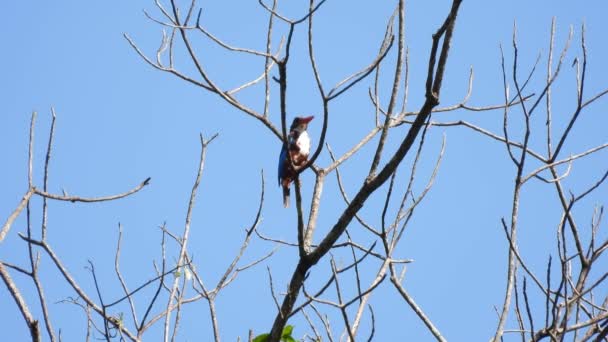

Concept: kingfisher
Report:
left=278, top=116, right=314, bottom=208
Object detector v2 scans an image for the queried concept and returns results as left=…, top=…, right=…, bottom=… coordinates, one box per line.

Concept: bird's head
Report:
left=290, top=115, right=314, bottom=133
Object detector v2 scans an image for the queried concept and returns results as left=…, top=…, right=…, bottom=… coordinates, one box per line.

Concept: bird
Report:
left=278, top=116, right=314, bottom=208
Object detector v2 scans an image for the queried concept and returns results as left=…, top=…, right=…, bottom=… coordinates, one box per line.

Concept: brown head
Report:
left=290, top=116, right=314, bottom=133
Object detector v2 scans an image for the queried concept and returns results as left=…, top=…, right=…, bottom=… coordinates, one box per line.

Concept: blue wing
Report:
left=278, top=145, right=287, bottom=186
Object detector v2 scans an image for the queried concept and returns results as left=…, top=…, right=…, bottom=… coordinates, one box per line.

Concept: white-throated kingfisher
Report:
left=278, top=116, right=314, bottom=208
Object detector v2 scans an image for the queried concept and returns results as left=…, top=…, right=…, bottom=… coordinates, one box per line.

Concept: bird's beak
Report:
left=300, top=116, right=314, bottom=123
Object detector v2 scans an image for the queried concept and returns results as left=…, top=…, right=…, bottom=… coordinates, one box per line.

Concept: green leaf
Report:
left=282, top=325, right=294, bottom=337
left=252, top=333, right=269, bottom=342
left=252, top=325, right=293, bottom=342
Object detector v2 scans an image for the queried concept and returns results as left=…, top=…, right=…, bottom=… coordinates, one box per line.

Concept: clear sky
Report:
left=1, top=0, right=607, bottom=341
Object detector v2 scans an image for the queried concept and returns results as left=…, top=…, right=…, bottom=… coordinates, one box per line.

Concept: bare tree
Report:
left=128, top=0, right=464, bottom=340
left=489, top=21, right=608, bottom=342
left=2, top=1, right=607, bottom=341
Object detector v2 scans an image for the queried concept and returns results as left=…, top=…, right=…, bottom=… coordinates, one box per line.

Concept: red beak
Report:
left=300, top=116, right=314, bottom=123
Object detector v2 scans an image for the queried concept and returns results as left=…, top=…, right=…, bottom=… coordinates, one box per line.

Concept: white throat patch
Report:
left=297, top=131, right=311, bottom=156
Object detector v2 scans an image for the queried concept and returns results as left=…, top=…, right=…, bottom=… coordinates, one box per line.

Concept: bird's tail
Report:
left=282, top=186, right=290, bottom=208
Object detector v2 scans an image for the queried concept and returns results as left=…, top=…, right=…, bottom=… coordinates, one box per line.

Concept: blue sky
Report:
left=1, top=0, right=607, bottom=341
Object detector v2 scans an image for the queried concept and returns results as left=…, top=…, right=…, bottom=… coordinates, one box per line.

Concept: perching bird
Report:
left=278, top=116, right=314, bottom=208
